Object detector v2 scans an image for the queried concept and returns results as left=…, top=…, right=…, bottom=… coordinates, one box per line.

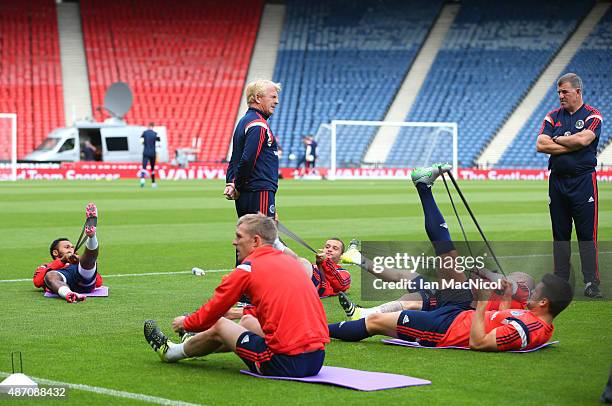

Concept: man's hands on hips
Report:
left=223, top=183, right=240, bottom=200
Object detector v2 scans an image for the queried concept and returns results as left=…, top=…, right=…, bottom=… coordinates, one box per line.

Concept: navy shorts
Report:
left=50, top=264, right=97, bottom=293
left=396, top=289, right=473, bottom=346
left=235, top=332, right=325, bottom=377
left=235, top=190, right=276, bottom=218
left=418, top=286, right=473, bottom=312
left=142, top=155, right=156, bottom=172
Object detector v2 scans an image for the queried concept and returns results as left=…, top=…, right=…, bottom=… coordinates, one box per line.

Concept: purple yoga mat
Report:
left=240, top=365, right=431, bottom=391
left=44, top=286, right=109, bottom=298
left=381, top=338, right=559, bottom=353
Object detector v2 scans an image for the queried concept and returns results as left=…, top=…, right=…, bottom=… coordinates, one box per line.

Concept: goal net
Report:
left=313, top=120, right=458, bottom=180
left=0, top=113, right=17, bottom=181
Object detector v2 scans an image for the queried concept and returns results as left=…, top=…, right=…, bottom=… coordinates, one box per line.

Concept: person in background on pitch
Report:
left=140, top=122, right=160, bottom=188
left=143, top=214, right=328, bottom=377
left=536, top=73, right=603, bottom=298
left=304, top=135, right=317, bottom=176
left=295, top=135, right=317, bottom=178
left=32, top=203, right=103, bottom=303
left=328, top=166, right=574, bottom=351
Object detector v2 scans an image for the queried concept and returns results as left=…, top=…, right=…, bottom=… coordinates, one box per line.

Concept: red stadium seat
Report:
left=0, top=0, right=64, bottom=158
left=80, top=0, right=263, bottom=161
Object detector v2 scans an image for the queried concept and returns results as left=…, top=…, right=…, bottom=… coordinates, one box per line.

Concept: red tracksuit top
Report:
left=183, top=245, right=329, bottom=355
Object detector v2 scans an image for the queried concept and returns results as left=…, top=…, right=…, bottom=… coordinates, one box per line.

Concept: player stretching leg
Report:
left=339, top=163, right=461, bottom=318
left=339, top=164, right=533, bottom=319
left=32, top=203, right=103, bottom=303
left=328, top=167, right=573, bottom=351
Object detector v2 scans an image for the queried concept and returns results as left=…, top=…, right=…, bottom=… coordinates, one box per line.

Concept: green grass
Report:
left=0, top=179, right=611, bottom=405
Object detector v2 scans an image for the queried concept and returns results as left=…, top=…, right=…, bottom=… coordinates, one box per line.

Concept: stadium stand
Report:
left=271, top=0, right=444, bottom=168
left=0, top=0, right=64, bottom=159
left=498, top=6, right=612, bottom=169
left=80, top=0, right=263, bottom=162
left=385, top=0, right=595, bottom=168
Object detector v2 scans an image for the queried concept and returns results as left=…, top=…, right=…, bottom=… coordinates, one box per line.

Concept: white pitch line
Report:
left=0, top=269, right=232, bottom=283
left=3, top=250, right=612, bottom=283
left=0, top=371, right=202, bottom=406
left=102, top=269, right=231, bottom=278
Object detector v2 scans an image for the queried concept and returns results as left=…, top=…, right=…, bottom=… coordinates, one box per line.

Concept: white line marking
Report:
left=3, top=249, right=612, bottom=283
left=103, top=269, right=231, bottom=278
left=0, top=371, right=202, bottom=405
left=0, top=269, right=232, bottom=283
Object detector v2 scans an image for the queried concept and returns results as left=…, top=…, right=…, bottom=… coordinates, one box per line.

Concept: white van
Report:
left=25, top=119, right=169, bottom=163
left=25, top=82, right=169, bottom=163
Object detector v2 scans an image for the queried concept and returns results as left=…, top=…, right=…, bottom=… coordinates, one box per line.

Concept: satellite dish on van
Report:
left=103, top=82, right=133, bottom=119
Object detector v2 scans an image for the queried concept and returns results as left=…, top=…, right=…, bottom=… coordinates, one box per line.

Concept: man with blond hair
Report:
left=144, top=214, right=329, bottom=377
left=225, top=80, right=281, bottom=220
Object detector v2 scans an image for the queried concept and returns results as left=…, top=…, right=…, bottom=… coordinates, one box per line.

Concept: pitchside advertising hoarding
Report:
left=1, top=162, right=612, bottom=181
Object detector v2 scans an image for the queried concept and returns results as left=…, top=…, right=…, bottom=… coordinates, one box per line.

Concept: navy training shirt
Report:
left=226, top=108, right=279, bottom=192
left=141, top=129, right=159, bottom=157
left=540, top=104, right=603, bottom=176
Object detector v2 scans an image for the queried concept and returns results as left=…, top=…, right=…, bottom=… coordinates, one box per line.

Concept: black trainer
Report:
left=144, top=320, right=170, bottom=360
left=584, top=282, right=603, bottom=299
left=338, top=291, right=356, bottom=319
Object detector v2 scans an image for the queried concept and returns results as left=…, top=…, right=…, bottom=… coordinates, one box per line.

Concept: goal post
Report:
left=0, top=113, right=17, bottom=181
left=323, top=120, right=458, bottom=180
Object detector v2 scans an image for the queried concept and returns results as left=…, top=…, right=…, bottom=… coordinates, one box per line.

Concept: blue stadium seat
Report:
left=385, top=0, right=594, bottom=168
left=498, top=6, right=611, bottom=168
left=270, top=0, right=444, bottom=168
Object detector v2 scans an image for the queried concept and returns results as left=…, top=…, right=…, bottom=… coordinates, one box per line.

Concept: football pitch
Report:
left=1, top=179, right=611, bottom=405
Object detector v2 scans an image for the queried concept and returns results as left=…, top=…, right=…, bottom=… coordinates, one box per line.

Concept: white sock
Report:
left=78, top=264, right=97, bottom=281
left=57, top=286, right=73, bottom=299
left=165, top=343, right=188, bottom=362
left=86, top=235, right=98, bottom=250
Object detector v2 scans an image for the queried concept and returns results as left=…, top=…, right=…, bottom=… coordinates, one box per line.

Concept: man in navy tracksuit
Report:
left=225, top=80, right=281, bottom=289
left=225, top=80, right=281, bottom=218
left=140, top=123, right=160, bottom=188
left=536, top=73, right=603, bottom=298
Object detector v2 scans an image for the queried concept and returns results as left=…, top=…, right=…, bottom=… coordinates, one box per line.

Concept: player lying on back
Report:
left=336, top=165, right=532, bottom=319
left=143, top=214, right=329, bottom=377
left=258, top=234, right=352, bottom=298
left=32, top=203, right=102, bottom=303
left=328, top=165, right=573, bottom=351
left=330, top=273, right=571, bottom=351
left=298, top=238, right=351, bottom=297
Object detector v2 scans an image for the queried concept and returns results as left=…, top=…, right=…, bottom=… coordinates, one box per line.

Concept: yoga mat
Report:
left=240, top=365, right=431, bottom=391
left=44, top=286, right=109, bottom=298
